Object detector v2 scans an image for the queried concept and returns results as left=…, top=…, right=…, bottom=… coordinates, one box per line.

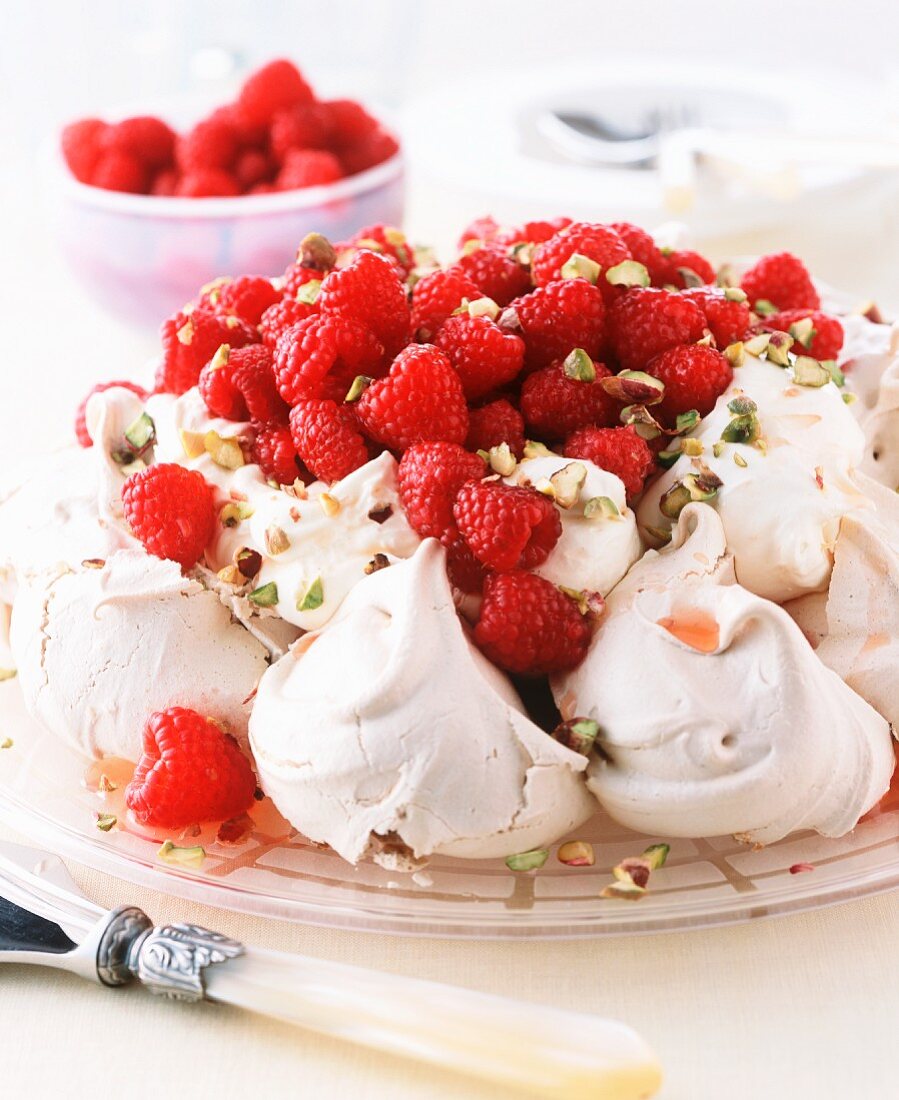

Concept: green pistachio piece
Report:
left=158, top=840, right=206, bottom=868
left=792, top=357, right=831, bottom=387
left=604, top=259, right=650, bottom=288
left=296, top=576, right=324, bottom=612
left=562, top=348, right=596, bottom=382
left=560, top=253, right=601, bottom=284
left=583, top=495, right=621, bottom=520
left=505, top=849, right=550, bottom=872
left=642, top=843, right=670, bottom=870
left=248, top=582, right=279, bottom=608
left=123, top=412, right=157, bottom=453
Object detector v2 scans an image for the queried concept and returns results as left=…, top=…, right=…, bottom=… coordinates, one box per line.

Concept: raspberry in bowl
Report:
left=48, top=59, right=403, bottom=327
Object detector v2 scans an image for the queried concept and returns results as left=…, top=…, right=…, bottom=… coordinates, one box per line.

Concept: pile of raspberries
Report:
left=60, top=58, right=398, bottom=197
left=80, top=216, right=843, bottom=678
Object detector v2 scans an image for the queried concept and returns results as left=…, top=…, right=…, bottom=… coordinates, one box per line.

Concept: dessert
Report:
left=1, top=214, right=896, bottom=874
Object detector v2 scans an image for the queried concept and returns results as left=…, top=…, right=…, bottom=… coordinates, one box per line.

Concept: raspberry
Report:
left=607, top=287, right=707, bottom=373
left=215, top=276, right=281, bottom=326
left=506, top=279, right=606, bottom=370
left=397, top=442, right=486, bottom=544
left=322, top=99, right=379, bottom=146
left=122, top=463, right=215, bottom=569
left=356, top=344, right=469, bottom=452
left=199, top=348, right=248, bottom=420
left=342, top=224, right=414, bottom=279
left=654, top=249, right=715, bottom=289
left=234, top=149, right=272, bottom=191
left=318, top=249, right=411, bottom=360
left=275, top=148, right=343, bottom=190
left=609, top=222, right=665, bottom=280
left=445, top=539, right=488, bottom=595
left=453, top=480, right=561, bottom=573
left=125, top=707, right=256, bottom=828
left=251, top=422, right=302, bottom=484
left=465, top=399, right=526, bottom=458
left=457, top=215, right=501, bottom=249
left=259, top=296, right=318, bottom=348
left=765, top=309, right=844, bottom=361
left=150, top=169, right=179, bottom=196
left=176, top=117, right=239, bottom=173
left=519, top=356, right=619, bottom=438
left=411, top=268, right=481, bottom=341
left=450, top=244, right=531, bottom=306
left=90, top=150, right=147, bottom=193
left=269, top=104, right=330, bottom=161
left=237, top=59, right=315, bottom=128
left=473, top=572, right=591, bottom=676
left=289, top=399, right=369, bottom=482
left=433, top=314, right=525, bottom=401
left=683, top=287, right=752, bottom=348
left=274, top=315, right=384, bottom=404
left=530, top=222, right=630, bottom=298
left=740, top=252, right=820, bottom=311
left=563, top=426, right=654, bottom=498
left=339, top=128, right=399, bottom=175
left=61, top=118, right=108, bottom=183
left=496, top=218, right=573, bottom=247
left=648, top=344, right=733, bottom=422
left=208, top=103, right=268, bottom=149
left=75, top=380, right=148, bottom=448
left=232, top=344, right=287, bottom=422
left=176, top=169, right=240, bottom=197
left=156, top=308, right=257, bottom=395
left=101, top=116, right=176, bottom=170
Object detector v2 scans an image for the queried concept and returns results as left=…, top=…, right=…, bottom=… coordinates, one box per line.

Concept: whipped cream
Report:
left=250, top=540, right=594, bottom=864
left=503, top=455, right=642, bottom=596
left=553, top=504, right=893, bottom=843
left=10, top=550, right=269, bottom=760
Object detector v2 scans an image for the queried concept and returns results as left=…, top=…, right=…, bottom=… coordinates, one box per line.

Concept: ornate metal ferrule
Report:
left=96, top=906, right=153, bottom=987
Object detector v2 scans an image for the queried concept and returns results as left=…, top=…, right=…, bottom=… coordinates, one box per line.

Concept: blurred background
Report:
left=3, top=0, right=899, bottom=449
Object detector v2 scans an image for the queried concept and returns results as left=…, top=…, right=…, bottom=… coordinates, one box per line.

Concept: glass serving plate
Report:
left=2, top=680, right=897, bottom=939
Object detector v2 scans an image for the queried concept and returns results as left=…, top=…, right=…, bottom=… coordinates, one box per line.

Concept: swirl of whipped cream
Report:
left=502, top=455, right=642, bottom=596
left=10, top=550, right=269, bottom=760
left=840, top=315, right=899, bottom=490
left=638, top=354, right=873, bottom=603
left=553, top=504, right=893, bottom=843
left=250, top=540, right=595, bottom=864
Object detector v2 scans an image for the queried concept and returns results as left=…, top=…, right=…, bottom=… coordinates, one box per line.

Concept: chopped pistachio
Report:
left=364, top=553, right=391, bottom=575
left=682, top=438, right=704, bottom=457
left=295, top=279, right=322, bottom=305
left=220, top=500, right=255, bottom=527
left=82, top=558, right=106, bottom=569
left=659, top=466, right=723, bottom=519
left=98, top=773, right=117, bottom=794
left=642, top=843, right=670, bottom=870
left=551, top=717, right=599, bottom=755
left=600, top=881, right=647, bottom=901
left=248, top=582, right=279, bottom=608
left=557, top=841, right=595, bottom=867
left=158, top=840, right=206, bottom=868
left=788, top=317, right=816, bottom=349
left=522, top=439, right=554, bottom=459
left=297, top=576, right=324, bottom=612
left=678, top=266, right=705, bottom=289
left=534, top=476, right=556, bottom=499
left=486, top=442, right=517, bottom=476
left=95, top=813, right=117, bottom=832
left=716, top=263, right=737, bottom=288
left=209, top=343, right=231, bottom=372
left=236, top=548, right=262, bottom=579
left=712, top=441, right=725, bottom=458
left=600, top=370, right=665, bottom=405
left=824, top=360, right=845, bottom=387
left=0, top=737, right=12, bottom=749
left=583, top=495, right=621, bottom=520
left=644, top=524, right=672, bottom=545
left=0, top=668, right=17, bottom=682
left=318, top=492, right=341, bottom=517
left=505, top=848, right=550, bottom=872
left=657, top=447, right=681, bottom=469
left=723, top=286, right=747, bottom=303
left=549, top=462, right=587, bottom=508
left=217, top=564, right=243, bottom=586
left=204, top=430, right=245, bottom=470
left=842, top=391, right=857, bottom=406
left=461, top=237, right=483, bottom=257
left=466, top=296, right=500, bottom=320
left=674, top=409, right=700, bottom=435
left=734, top=452, right=748, bottom=468
left=176, top=318, right=195, bottom=345
left=621, top=404, right=663, bottom=440
left=720, top=412, right=760, bottom=445
left=723, top=341, right=745, bottom=368
left=562, top=347, right=596, bottom=382
left=560, top=252, right=601, bottom=284
left=744, top=333, right=771, bottom=357
left=123, top=412, right=157, bottom=453
left=180, top=428, right=207, bottom=460
left=727, top=395, right=757, bottom=415
left=792, top=356, right=831, bottom=387
left=695, top=332, right=715, bottom=348
left=265, top=525, right=291, bottom=555
left=344, top=375, right=373, bottom=402
left=613, top=858, right=652, bottom=889
left=753, top=298, right=778, bottom=317
left=605, top=259, right=650, bottom=288
left=765, top=331, right=793, bottom=366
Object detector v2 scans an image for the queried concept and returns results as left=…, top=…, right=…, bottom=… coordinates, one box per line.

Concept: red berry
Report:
left=274, top=315, right=384, bottom=404
left=496, top=218, right=573, bottom=247
left=234, top=148, right=272, bottom=191
left=457, top=215, right=501, bottom=249
left=609, top=222, right=666, bottom=281
left=445, top=539, right=489, bottom=595
left=433, top=314, right=525, bottom=401
left=654, top=249, right=715, bottom=289
left=318, top=249, right=411, bottom=360
left=199, top=348, right=247, bottom=420
left=465, top=399, right=526, bottom=458
left=150, top=169, right=179, bottom=196
left=607, top=287, right=707, bottom=373
left=101, top=116, right=176, bottom=170
left=683, top=287, right=752, bottom=349
left=453, top=480, right=561, bottom=573
left=322, top=99, right=380, bottom=147
left=450, top=244, right=531, bottom=306
left=531, top=222, right=630, bottom=299
left=765, top=309, right=844, bottom=361
left=238, top=60, right=315, bottom=128
left=269, top=104, right=331, bottom=161
left=339, top=128, right=399, bottom=175
left=474, top=572, right=591, bottom=676
left=740, top=252, right=820, bottom=311
left=505, top=279, right=606, bottom=370
left=275, top=148, right=343, bottom=190
left=232, top=344, right=287, bottom=422
left=342, top=224, right=415, bottom=279
left=75, top=380, right=148, bottom=448
left=519, top=356, right=620, bottom=439
left=156, top=308, right=257, bottom=395
left=648, top=344, right=733, bottom=423
left=259, top=296, right=318, bottom=348
left=289, top=399, right=369, bottom=482
left=251, top=422, right=302, bottom=484
left=177, top=117, right=239, bottom=173
left=215, top=276, right=281, bottom=326
left=61, top=118, right=108, bottom=183
left=176, top=169, right=240, bottom=197
left=125, top=707, right=256, bottom=828
left=411, top=268, right=481, bottom=341
left=355, top=344, right=469, bottom=452
left=397, top=442, right=486, bottom=544
left=90, top=150, right=147, bottom=193
left=563, top=426, right=655, bottom=499
left=122, top=463, right=216, bottom=569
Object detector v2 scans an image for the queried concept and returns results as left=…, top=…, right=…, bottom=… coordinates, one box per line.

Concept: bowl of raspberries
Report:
left=52, top=59, right=403, bottom=326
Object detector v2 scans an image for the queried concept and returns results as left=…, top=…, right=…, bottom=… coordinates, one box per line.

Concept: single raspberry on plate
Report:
left=519, top=354, right=619, bottom=438
left=765, top=309, right=844, bottom=361
left=237, top=59, right=315, bottom=128
left=289, top=399, right=369, bottom=482
left=269, top=103, right=331, bottom=161
left=61, top=118, right=109, bottom=183
left=259, top=296, right=318, bottom=348
left=90, top=150, right=147, bottom=193
left=654, top=248, right=715, bottom=289
left=341, top=223, right=415, bottom=279
left=125, top=707, right=256, bottom=828
left=156, top=308, right=256, bottom=395
left=473, top=572, right=591, bottom=676
left=648, top=344, right=733, bottom=422
left=319, top=249, right=411, bottom=360
left=411, top=268, right=481, bottom=341
left=450, top=244, right=531, bottom=306
left=453, top=480, right=561, bottom=572
left=457, top=215, right=501, bottom=249
left=275, top=148, right=343, bottom=190
left=504, top=279, right=606, bottom=370
left=465, top=399, right=526, bottom=457
left=75, top=380, right=148, bottom=448
left=215, top=276, right=281, bottom=326
left=101, top=116, right=176, bottom=170
left=607, top=287, right=707, bottom=372
left=176, top=169, right=240, bottom=197
left=563, top=425, right=654, bottom=498
left=397, top=441, right=486, bottom=544
left=682, top=287, right=752, bottom=348
left=740, top=252, right=820, bottom=311
left=122, top=463, right=216, bottom=569
left=609, top=222, right=666, bottom=281
left=176, top=117, right=239, bottom=173
left=355, top=344, right=469, bottom=451
left=496, top=217, right=573, bottom=247
left=433, top=314, right=526, bottom=401
left=530, top=222, right=630, bottom=298
left=251, top=421, right=302, bottom=484
left=233, top=148, right=272, bottom=191
left=338, top=127, right=399, bottom=175
left=273, top=315, right=384, bottom=404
